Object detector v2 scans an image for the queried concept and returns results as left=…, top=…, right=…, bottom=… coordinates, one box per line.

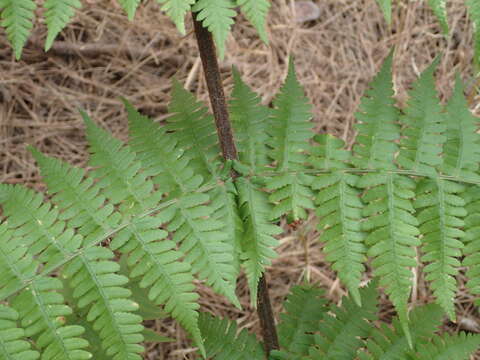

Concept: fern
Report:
left=155, top=0, right=195, bottom=35
left=192, top=0, right=236, bottom=59
left=467, top=0, right=480, bottom=67
left=376, top=0, right=392, bottom=24
left=0, top=0, right=36, bottom=59
left=236, top=0, right=270, bottom=43
left=117, top=0, right=141, bottom=21
left=428, top=0, right=448, bottom=34
left=44, top=0, right=82, bottom=50
left=408, top=332, right=480, bottom=360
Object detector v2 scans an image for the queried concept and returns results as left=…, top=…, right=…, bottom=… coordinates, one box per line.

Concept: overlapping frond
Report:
left=236, top=177, right=281, bottom=304
left=352, top=53, right=399, bottom=170
left=408, top=332, right=480, bottom=360
left=192, top=0, right=236, bottom=59
left=236, top=0, right=270, bottom=43
left=198, top=312, right=265, bottom=359
left=276, top=285, right=328, bottom=357
left=44, top=0, right=82, bottom=50
left=307, top=281, right=378, bottom=359
left=310, top=135, right=365, bottom=306
left=0, top=305, right=39, bottom=360
left=266, top=59, right=314, bottom=220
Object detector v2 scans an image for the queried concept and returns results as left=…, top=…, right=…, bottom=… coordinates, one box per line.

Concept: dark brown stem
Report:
left=191, top=13, right=280, bottom=355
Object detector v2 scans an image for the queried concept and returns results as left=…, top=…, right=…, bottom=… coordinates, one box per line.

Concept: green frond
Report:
left=0, top=0, right=36, bottom=59
left=397, top=59, right=446, bottom=175
left=0, top=304, right=39, bottom=360
left=441, top=76, right=480, bottom=182
left=467, top=0, right=480, bottom=68
left=266, top=59, right=314, bottom=220
left=310, top=135, right=365, bottom=305
left=461, top=185, right=480, bottom=306
left=117, top=0, right=141, bottom=21
left=82, top=111, right=161, bottom=214
left=352, top=53, right=400, bottom=170
left=408, top=332, right=480, bottom=360
left=427, top=0, right=449, bottom=34
left=358, top=173, right=420, bottom=344
left=229, top=67, right=271, bottom=172
left=155, top=0, right=195, bottom=35
left=198, top=312, right=265, bottom=359
left=44, top=0, right=81, bottom=51
left=192, top=0, right=236, bottom=59
left=375, top=0, right=391, bottom=24
left=358, top=304, right=444, bottom=360
left=414, top=178, right=465, bottom=320
left=276, top=285, right=328, bottom=356
left=111, top=214, right=204, bottom=354
left=307, top=281, right=378, bottom=359
left=125, top=101, right=239, bottom=309
left=236, top=0, right=270, bottom=43
left=236, top=177, right=281, bottom=305
left=167, top=80, right=221, bottom=180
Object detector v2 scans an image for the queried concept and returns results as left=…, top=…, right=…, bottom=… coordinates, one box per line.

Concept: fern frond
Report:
left=117, top=0, right=141, bottom=21
left=155, top=0, right=195, bottom=35
left=236, top=0, right=270, bottom=43
left=166, top=80, right=221, bottom=180
left=44, top=0, right=81, bottom=51
left=467, top=0, right=480, bottom=67
left=192, top=0, right=236, bottom=59
left=352, top=53, right=400, bottom=170
left=462, top=185, right=480, bottom=306
left=307, top=281, right=378, bottom=359
left=397, top=59, right=446, bottom=175
left=266, top=59, right=314, bottom=220
left=358, top=304, right=444, bottom=360
left=427, top=0, right=448, bottom=34
left=414, top=178, right=465, bottom=320
left=0, top=304, right=39, bottom=360
left=237, top=177, right=281, bottom=304
left=276, top=285, right=328, bottom=356
left=125, top=102, right=240, bottom=308
left=229, top=68, right=270, bottom=172
left=358, top=173, right=420, bottom=344
left=310, top=135, right=365, bottom=306
left=198, top=312, right=265, bottom=359
left=31, top=150, right=146, bottom=360
left=0, top=0, right=36, bottom=59
left=441, top=76, right=480, bottom=182
left=408, top=331, right=480, bottom=360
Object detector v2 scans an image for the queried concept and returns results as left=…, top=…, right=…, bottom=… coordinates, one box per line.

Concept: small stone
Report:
left=295, top=1, right=321, bottom=23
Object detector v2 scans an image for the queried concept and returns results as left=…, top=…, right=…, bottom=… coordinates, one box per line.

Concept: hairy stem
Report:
left=191, top=13, right=280, bottom=354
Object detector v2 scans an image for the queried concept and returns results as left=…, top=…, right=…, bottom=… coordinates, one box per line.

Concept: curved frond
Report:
left=236, top=0, right=270, bottom=43
left=358, top=173, right=420, bottom=343
left=166, top=80, right=221, bottom=180
left=397, top=59, right=446, bottom=175
left=427, top=0, right=448, bottom=34
left=192, top=0, right=236, bottom=59
left=155, top=0, right=195, bottom=35
left=276, top=285, right=328, bottom=357
left=117, top=0, right=141, bottom=20
left=414, top=178, right=465, bottom=320
left=229, top=68, right=271, bottom=172
left=310, top=135, right=365, bottom=305
left=307, top=281, right=378, bottom=359
left=44, top=0, right=81, bottom=50
left=266, top=59, right=314, bottom=220
left=358, top=304, right=443, bottom=360
left=237, top=177, right=281, bottom=304
left=352, top=53, right=400, bottom=170
left=198, top=312, right=265, bottom=359
left=0, top=0, right=36, bottom=59
left=0, top=305, right=39, bottom=360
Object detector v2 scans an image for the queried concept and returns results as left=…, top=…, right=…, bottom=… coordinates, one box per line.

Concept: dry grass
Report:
left=1, top=0, right=479, bottom=358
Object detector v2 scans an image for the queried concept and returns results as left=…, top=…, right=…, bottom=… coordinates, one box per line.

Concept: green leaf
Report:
left=0, top=0, right=36, bottom=59
left=236, top=0, right=270, bottom=43
left=467, top=0, right=480, bottom=68
left=376, top=0, right=392, bottom=24
left=192, top=0, right=236, bottom=59
left=155, top=0, right=195, bottom=35
left=141, top=328, right=174, bottom=343
left=427, top=0, right=448, bottom=34
left=407, top=332, right=480, bottom=360
left=44, top=0, right=81, bottom=50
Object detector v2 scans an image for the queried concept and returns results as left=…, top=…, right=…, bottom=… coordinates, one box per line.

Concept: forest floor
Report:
left=1, top=0, right=479, bottom=358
